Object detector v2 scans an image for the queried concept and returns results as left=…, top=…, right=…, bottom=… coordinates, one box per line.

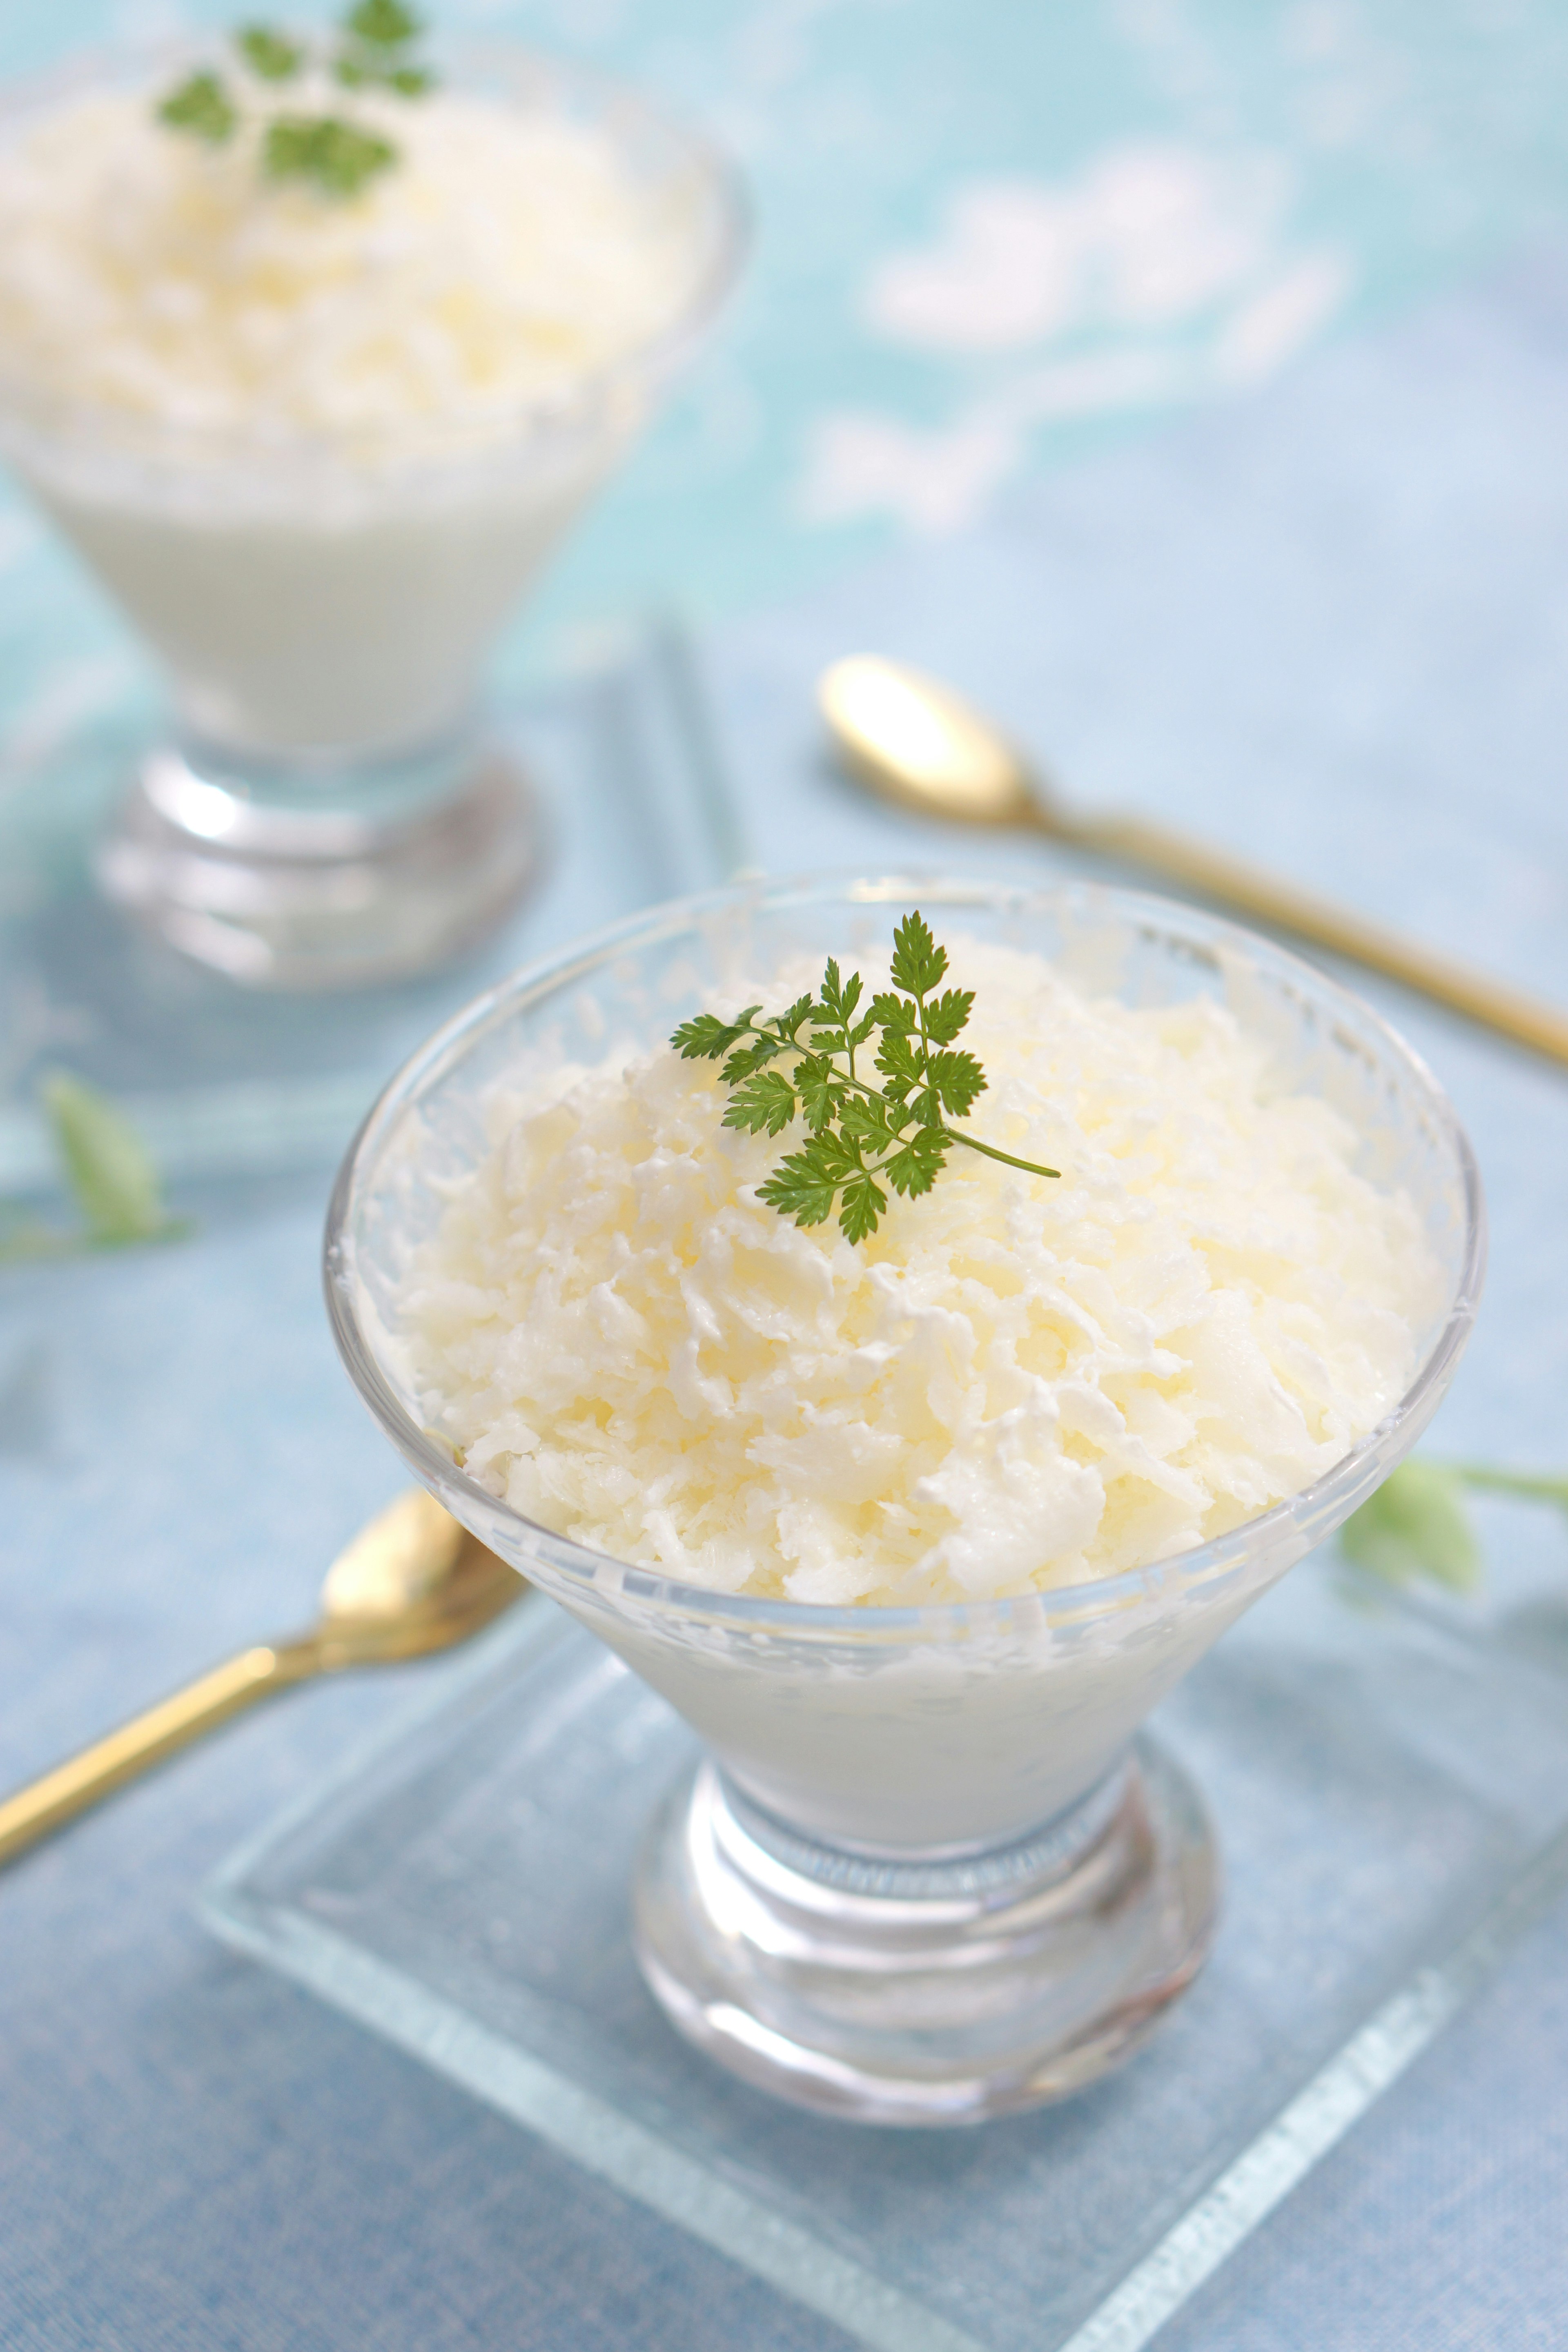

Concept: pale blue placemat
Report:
left=5, top=241, right=1568, bottom=2350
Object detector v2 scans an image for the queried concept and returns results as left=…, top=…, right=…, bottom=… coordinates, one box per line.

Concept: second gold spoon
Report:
left=821, top=654, right=1568, bottom=1071
left=0, top=1488, right=524, bottom=1870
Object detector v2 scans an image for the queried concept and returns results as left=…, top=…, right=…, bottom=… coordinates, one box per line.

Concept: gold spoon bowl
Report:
left=0, top=1489, right=524, bottom=1870
left=820, top=653, right=1568, bottom=1071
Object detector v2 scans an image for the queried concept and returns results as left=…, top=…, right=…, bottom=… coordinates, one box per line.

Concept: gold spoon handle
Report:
left=1073, top=810, right=1568, bottom=1068
left=0, top=1639, right=317, bottom=1869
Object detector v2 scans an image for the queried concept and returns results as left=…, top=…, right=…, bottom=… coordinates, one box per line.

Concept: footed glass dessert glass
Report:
left=325, top=874, right=1484, bottom=2124
left=0, top=46, right=744, bottom=989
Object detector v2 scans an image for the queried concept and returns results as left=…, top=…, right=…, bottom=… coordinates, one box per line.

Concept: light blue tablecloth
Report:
left=7, top=243, right=1568, bottom=2352
left=5, top=7, right=1568, bottom=2348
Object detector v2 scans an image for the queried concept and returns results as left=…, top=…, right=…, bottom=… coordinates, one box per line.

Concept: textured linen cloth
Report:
left=4, top=227, right=1568, bottom=2352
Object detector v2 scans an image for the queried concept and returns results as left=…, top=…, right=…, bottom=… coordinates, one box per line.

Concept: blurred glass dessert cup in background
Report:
left=0, top=31, right=745, bottom=987
left=325, top=875, right=1484, bottom=2124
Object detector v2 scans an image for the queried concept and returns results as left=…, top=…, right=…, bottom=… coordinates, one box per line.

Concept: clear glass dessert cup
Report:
left=0, top=43, right=745, bottom=989
left=325, top=873, right=1485, bottom=2125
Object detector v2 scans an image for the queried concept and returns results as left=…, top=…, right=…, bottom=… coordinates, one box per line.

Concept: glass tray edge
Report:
left=198, top=1592, right=1568, bottom=2352
left=1054, top=1809, right=1568, bottom=2351
left=201, top=1885, right=987, bottom=2352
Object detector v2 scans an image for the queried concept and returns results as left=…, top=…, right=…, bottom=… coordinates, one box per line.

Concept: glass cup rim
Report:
left=324, top=869, right=1488, bottom=1639
left=0, top=32, right=749, bottom=481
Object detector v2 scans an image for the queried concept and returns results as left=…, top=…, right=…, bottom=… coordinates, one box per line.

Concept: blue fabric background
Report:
left=4, top=5, right=1568, bottom=2347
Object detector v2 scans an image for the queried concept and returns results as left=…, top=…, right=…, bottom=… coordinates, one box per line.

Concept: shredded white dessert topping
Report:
left=405, top=943, right=1439, bottom=1605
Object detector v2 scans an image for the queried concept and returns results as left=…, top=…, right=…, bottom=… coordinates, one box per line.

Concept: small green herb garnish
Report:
left=1341, top=1458, right=1568, bottom=1596
left=671, top=911, right=1059, bottom=1245
left=343, top=0, right=423, bottom=45
left=157, top=7, right=433, bottom=199
left=335, top=0, right=435, bottom=94
left=236, top=25, right=305, bottom=82
left=0, top=1073, right=192, bottom=1265
left=1341, top=1461, right=1482, bottom=1595
left=264, top=114, right=397, bottom=197
left=157, top=70, right=239, bottom=145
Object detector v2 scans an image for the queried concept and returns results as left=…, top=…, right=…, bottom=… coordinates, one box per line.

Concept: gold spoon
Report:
left=820, top=653, right=1568, bottom=1071
left=0, top=1489, right=524, bottom=1871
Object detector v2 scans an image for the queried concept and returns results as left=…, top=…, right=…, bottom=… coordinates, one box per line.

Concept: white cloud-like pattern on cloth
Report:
left=864, top=148, right=1283, bottom=352
left=798, top=144, right=1351, bottom=534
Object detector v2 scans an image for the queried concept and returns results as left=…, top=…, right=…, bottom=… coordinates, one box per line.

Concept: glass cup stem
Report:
left=98, top=722, right=541, bottom=989
left=633, top=1740, right=1221, bottom=2126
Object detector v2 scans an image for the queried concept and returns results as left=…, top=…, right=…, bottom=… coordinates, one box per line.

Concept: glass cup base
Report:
left=96, top=731, right=543, bottom=991
left=632, top=1737, right=1220, bottom=2128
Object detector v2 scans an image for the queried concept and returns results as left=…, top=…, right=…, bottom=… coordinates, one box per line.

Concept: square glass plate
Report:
left=202, top=1534, right=1568, bottom=2352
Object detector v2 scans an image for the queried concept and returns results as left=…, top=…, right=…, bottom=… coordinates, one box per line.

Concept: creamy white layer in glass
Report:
left=332, top=891, right=1477, bottom=1854
left=0, top=54, right=738, bottom=755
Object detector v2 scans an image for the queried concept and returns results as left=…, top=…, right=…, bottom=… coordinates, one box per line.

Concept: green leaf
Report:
left=236, top=24, right=304, bottom=79
left=670, top=1009, right=759, bottom=1061
left=719, top=1034, right=784, bottom=1083
left=722, top=1071, right=799, bottom=1137
left=890, top=910, right=947, bottom=1000
left=757, top=1145, right=842, bottom=1227
left=838, top=1094, right=897, bottom=1152
left=869, top=991, right=915, bottom=1034
left=342, top=0, right=423, bottom=46
left=773, top=994, right=815, bottom=1041
left=837, top=1169, right=887, bottom=1244
left=925, top=1048, right=987, bottom=1120
left=922, top=988, right=975, bottom=1046
left=263, top=114, right=398, bottom=198
left=161, top=12, right=428, bottom=190
left=40, top=1074, right=181, bottom=1247
left=1340, top=1462, right=1481, bottom=1594
left=157, top=70, right=238, bottom=144
left=882, top=1128, right=949, bottom=1197
left=874, top=1027, right=922, bottom=1090
left=817, top=960, right=863, bottom=1028
left=795, top=1058, right=844, bottom=1132
left=816, top=1132, right=859, bottom=1179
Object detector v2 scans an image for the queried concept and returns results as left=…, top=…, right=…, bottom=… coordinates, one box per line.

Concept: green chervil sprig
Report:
left=157, top=69, right=238, bottom=145
left=263, top=113, right=397, bottom=197
left=157, top=5, right=432, bottom=200
left=335, top=0, right=437, bottom=94
left=236, top=25, right=305, bottom=82
left=671, top=911, right=1059, bottom=1246
left=340, top=0, right=423, bottom=47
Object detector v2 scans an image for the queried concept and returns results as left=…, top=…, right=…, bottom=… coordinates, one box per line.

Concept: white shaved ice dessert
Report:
left=403, top=940, right=1441, bottom=1608
left=0, top=64, right=726, bottom=751
left=0, top=81, right=701, bottom=447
